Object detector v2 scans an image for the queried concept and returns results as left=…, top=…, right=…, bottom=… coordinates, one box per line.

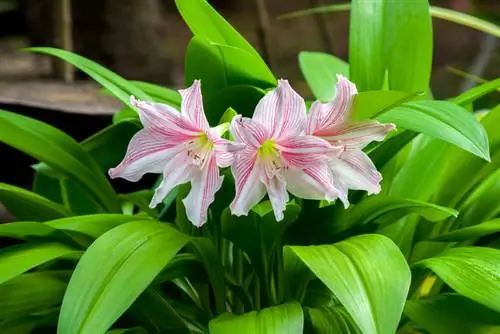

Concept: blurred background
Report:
left=0, top=0, right=498, bottom=220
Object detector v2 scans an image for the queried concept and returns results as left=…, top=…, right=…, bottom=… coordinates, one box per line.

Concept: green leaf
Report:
left=25, top=47, right=149, bottom=106
left=306, top=306, right=361, bottom=334
left=415, top=247, right=500, bottom=313
left=431, top=219, right=500, bottom=242
left=46, top=214, right=152, bottom=240
left=279, top=4, right=500, bottom=38
left=58, top=220, right=191, bottom=334
left=0, top=222, right=58, bottom=240
left=349, top=0, right=385, bottom=91
left=0, top=271, right=70, bottom=319
left=288, top=234, right=410, bottom=334
left=119, top=190, right=158, bottom=217
left=0, top=110, right=120, bottom=212
left=333, top=195, right=458, bottom=234
left=352, top=91, right=421, bottom=121
left=204, top=85, right=265, bottom=123
left=298, top=51, right=349, bottom=101
left=385, top=0, right=432, bottom=93
left=0, top=242, right=80, bottom=285
left=175, top=0, right=263, bottom=59
left=33, top=172, right=63, bottom=204
left=106, top=328, right=148, bottom=334
left=450, top=78, right=500, bottom=106
left=0, top=308, right=59, bottom=334
left=405, top=294, right=500, bottom=334
left=209, top=302, right=304, bottom=334
left=377, top=100, right=490, bottom=161
left=0, top=182, right=72, bottom=221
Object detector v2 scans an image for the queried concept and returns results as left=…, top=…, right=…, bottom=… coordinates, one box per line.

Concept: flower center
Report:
left=186, top=133, right=214, bottom=169
left=258, top=140, right=285, bottom=179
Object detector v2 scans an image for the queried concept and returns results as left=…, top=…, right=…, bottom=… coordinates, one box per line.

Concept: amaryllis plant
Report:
left=0, top=0, right=499, bottom=333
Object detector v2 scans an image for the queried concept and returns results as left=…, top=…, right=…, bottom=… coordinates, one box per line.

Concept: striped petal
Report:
left=150, top=151, right=196, bottom=208
left=330, top=150, right=382, bottom=195
left=323, top=121, right=396, bottom=149
left=306, top=75, right=357, bottom=136
left=285, top=163, right=347, bottom=204
left=253, top=80, right=306, bottom=139
left=179, top=80, right=210, bottom=131
left=264, top=176, right=288, bottom=222
left=183, top=155, right=223, bottom=227
left=131, top=96, right=200, bottom=139
left=230, top=115, right=269, bottom=147
left=213, top=138, right=245, bottom=168
left=109, top=130, right=182, bottom=182
left=230, top=148, right=266, bottom=216
left=277, top=135, right=341, bottom=168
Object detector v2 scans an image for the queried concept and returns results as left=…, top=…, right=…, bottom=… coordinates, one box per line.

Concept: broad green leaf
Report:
left=26, top=47, right=149, bottom=106
left=0, top=222, right=78, bottom=247
left=450, top=78, right=500, bottom=106
left=298, top=51, right=349, bottom=101
left=106, top=328, right=148, bottom=334
left=58, top=220, right=191, bottom=334
left=46, top=214, right=151, bottom=239
left=405, top=294, right=500, bottom=334
left=32, top=172, right=63, bottom=204
left=349, top=0, right=385, bottom=91
left=352, top=91, right=421, bottom=121
left=209, top=302, right=303, bottom=334
left=333, top=195, right=458, bottom=234
left=185, top=38, right=274, bottom=105
left=0, top=242, right=80, bottom=285
left=288, top=234, right=410, bottom=334
left=0, top=271, right=70, bottom=319
left=204, top=85, right=265, bottom=124
left=415, top=247, right=500, bottom=313
left=119, top=190, right=158, bottom=217
left=0, top=308, right=59, bottom=334
left=377, top=100, right=490, bottom=161
left=385, top=0, right=432, bottom=93
left=129, top=289, right=190, bottom=334
left=0, top=110, right=120, bottom=212
left=113, top=107, right=139, bottom=124
left=368, top=130, right=417, bottom=171
left=279, top=5, right=500, bottom=38
left=175, top=0, right=262, bottom=59
left=0, top=182, right=72, bottom=221
left=306, top=306, right=361, bottom=334
left=431, top=219, right=500, bottom=242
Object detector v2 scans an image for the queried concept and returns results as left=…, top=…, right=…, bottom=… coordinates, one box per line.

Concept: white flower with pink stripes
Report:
left=109, top=80, right=243, bottom=227
left=306, top=75, right=396, bottom=204
left=229, top=80, right=344, bottom=222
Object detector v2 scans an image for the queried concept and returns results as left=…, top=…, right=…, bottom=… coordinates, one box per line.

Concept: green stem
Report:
left=253, top=276, right=261, bottom=310
left=275, top=241, right=284, bottom=303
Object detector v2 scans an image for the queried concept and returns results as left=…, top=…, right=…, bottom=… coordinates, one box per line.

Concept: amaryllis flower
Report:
left=230, top=80, right=344, bottom=222
left=109, top=80, right=243, bottom=227
left=306, top=75, right=396, bottom=200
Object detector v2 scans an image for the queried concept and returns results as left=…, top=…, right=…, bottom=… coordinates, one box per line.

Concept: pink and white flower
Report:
left=109, top=80, right=243, bottom=227
left=229, top=80, right=344, bottom=222
left=306, top=75, right=396, bottom=200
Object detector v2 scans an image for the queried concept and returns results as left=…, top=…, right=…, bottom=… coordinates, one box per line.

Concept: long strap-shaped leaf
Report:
left=288, top=234, right=410, bottom=334
left=0, top=110, right=120, bottom=212
left=58, top=220, right=191, bottom=334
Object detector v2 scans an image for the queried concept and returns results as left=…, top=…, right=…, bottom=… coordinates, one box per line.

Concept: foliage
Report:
left=0, top=0, right=499, bottom=333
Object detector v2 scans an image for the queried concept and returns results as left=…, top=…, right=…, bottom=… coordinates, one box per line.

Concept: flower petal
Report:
left=182, top=156, right=223, bottom=227
left=285, top=163, right=347, bottom=205
left=276, top=135, right=341, bottom=168
left=230, top=149, right=266, bottom=216
left=213, top=138, right=245, bottom=168
left=306, top=75, right=357, bottom=135
left=131, top=96, right=200, bottom=139
left=330, top=150, right=382, bottom=195
left=150, top=152, right=196, bottom=208
left=230, top=115, right=269, bottom=147
left=322, top=121, right=396, bottom=149
left=264, top=176, right=288, bottom=222
left=109, top=130, right=181, bottom=182
left=253, top=80, right=306, bottom=139
left=178, top=80, right=210, bottom=131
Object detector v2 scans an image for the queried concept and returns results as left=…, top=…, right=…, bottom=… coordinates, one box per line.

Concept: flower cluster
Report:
left=109, top=77, right=395, bottom=227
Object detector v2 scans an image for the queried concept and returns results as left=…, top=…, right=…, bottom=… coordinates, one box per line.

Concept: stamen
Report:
left=185, top=133, right=214, bottom=169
